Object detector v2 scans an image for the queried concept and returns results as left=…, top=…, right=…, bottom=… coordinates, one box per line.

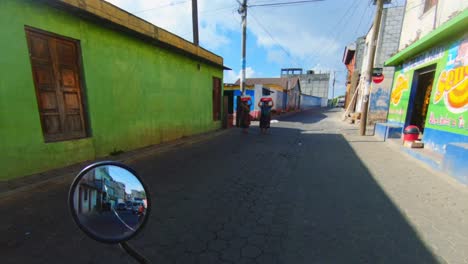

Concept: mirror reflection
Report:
left=72, top=165, right=148, bottom=241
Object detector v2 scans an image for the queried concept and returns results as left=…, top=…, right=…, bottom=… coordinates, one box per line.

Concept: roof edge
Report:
left=44, top=0, right=225, bottom=68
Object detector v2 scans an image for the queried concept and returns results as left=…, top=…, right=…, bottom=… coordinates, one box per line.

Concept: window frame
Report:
left=25, top=26, right=90, bottom=142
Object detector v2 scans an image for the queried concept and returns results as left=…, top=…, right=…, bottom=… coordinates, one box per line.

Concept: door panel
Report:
left=60, top=68, right=77, bottom=87
left=39, top=91, right=59, bottom=111
left=63, top=92, right=80, bottom=110
left=65, top=114, right=83, bottom=132
left=33, top=65, right=55, bottom=86
left=28, top=33, right=51, bottom=62
left=42, top=114, right=62, bottom=135
left=56, top=39, right=76, bottom=66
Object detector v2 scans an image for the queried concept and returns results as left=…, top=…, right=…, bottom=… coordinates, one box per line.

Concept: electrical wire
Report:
left=200, top=5, right=238, bottom=14
left=132, top=0, right=189, bottom=14
left=249, top=0, right=324, bottom=8
left=249, top=10, right=300, bottom=68
left=353, top=1, right=371, bottom=36
left=304, top=0, right=360, bottom=65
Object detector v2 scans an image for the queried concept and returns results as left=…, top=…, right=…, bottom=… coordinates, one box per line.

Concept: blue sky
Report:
left=105, top=0, right=405, bottom=98
left=109, top=166, right=145, bottom=194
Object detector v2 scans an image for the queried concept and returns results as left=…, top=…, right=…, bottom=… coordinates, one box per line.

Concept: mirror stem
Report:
left=119, top=241, right=150, bottom=264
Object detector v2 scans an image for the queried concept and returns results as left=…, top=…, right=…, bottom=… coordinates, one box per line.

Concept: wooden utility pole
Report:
left=192, top=0, right=199, bottom=45
left=332, top=71, right=336, bottom=105
left=360, top=0, right=384, bottom=135
left=239, top=0, right=247, bottom=95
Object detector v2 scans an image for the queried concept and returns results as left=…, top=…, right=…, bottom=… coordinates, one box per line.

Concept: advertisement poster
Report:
left=387, top=72, right=411, bottom=124
left=425, top=36, right=468, bottom=136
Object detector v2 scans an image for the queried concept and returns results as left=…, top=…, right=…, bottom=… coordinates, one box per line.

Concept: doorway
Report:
left=406, top=65, right=436, bottom=133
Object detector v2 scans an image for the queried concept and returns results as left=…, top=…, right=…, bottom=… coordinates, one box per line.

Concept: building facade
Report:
left=383, top=8, right=468, bottom=183
left=0, top=0, right=226, bottom=180
left=347, top=6, right=404, bottom=123
left=281, top=68, right=330, bottom=99
left=398, top=0, right=468, bottom=51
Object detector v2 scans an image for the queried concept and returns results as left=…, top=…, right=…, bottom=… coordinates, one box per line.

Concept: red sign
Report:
left=373, top=74, right=384, bottom=84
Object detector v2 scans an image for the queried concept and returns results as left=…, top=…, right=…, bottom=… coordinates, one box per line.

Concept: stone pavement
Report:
left=1, top=108, right=468, bottom=263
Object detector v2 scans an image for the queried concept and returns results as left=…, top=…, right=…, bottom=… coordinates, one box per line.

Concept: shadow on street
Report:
left=1, top=110, right=439, bottom=263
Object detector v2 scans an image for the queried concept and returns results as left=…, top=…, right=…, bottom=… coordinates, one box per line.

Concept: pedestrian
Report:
left=258, top=98, right=274, bottom=134
left=239, top=97, right=251, bottom=134
left=137, top=204, right=145, bottom=223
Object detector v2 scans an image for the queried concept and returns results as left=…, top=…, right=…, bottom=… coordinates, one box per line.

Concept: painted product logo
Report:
left=390, top=74, right=409, bottom=106
left=434, top=66, right=468, bottom=113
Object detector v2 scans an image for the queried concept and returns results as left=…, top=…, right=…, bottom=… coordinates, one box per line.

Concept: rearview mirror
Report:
left=68, top=161, right=151, bottom=244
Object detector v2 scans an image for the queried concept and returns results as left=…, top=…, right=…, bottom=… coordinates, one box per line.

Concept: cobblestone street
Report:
left=2, top=109, right=468, bottom=263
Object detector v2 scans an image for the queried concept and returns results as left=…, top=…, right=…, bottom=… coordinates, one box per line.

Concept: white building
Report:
left=355, top=6, right=405, bottom=123
left=398, top=0, right=468, bottom=51
left=281, top=68, right=330, bottom=100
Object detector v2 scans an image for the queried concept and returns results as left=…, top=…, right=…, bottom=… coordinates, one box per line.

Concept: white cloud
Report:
left=224, top=66, right=255, bottom=83
left=104, top=0, right=364, bottom=77
left=267, top=49, right=287, bottom=65
left=246, top=8, right=341, bottom=65
left=105, top=0, right=239, bottom=51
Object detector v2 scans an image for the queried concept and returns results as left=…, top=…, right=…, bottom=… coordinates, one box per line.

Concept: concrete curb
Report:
left=0, top=129, right=231, bottom=200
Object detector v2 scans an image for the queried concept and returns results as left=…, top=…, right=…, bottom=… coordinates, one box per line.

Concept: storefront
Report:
left=384, top=10, right=467, bottom=182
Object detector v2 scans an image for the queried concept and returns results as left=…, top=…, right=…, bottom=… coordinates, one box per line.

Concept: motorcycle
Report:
left=68, top=161, right=151, bottom=263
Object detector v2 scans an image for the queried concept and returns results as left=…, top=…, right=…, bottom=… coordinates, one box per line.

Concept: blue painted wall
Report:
left=233, top=90, right=255, bottom=111
left=300, top=94, right=322, bottom=109
left=423, top=127, right=468, bottom=154
left=443, top=143, right=468, bottom=184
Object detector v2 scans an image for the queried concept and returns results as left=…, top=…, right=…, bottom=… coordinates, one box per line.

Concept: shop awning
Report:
left=385, top=10, right=468, bottom=67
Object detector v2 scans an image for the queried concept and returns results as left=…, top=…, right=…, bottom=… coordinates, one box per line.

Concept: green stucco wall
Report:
left=0, top=0, right=223, bottom=180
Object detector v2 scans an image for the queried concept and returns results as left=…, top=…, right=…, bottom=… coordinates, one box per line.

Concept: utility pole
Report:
left=360, top=0, right=384, bottom=136
left=332, top=71, right=336, bottom=105
left=239, top=0, right=247, bottom=95
left=192, top=0, right=199, bottom=45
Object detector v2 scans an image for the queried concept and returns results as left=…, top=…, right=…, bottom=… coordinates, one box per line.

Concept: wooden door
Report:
left=212, top=77, right=222, bottom=121
left=26, top=28, right=87, bottom=142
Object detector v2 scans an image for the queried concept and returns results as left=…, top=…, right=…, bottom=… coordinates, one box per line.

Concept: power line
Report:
left=133, top=1, right=236, bottom=15
left=305, top=0, right=360, bottom=65
left=132, top=0, right=189, bottom=14
left=249, top=0, right=324, bottom=8
left=354, top=1, right=371, bottom=36
left=200, top=5, right=237, bottom=14
left=249, top=10, right=300, bottom=67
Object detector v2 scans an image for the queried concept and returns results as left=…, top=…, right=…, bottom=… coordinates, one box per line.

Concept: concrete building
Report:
left=281, top=68, right=330, bottom=100
left=225, top=77, right=301, bottom=120
left=343, top=37, right=366, bottom=110
left=398, top=0, right=468, bottom=51
left=73, top=171, right=100, bottom=214
left=131, top=190, right=145, bottom=200
left=379, top=5, right=468, bottom=184
left=352, top=6, right=405, bottom=123
left=0, top=0, right=227, bottom=180
left=110, top=180, right=126, bottom=203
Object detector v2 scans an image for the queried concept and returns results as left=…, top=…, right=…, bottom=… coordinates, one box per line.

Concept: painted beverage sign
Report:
left=390, top=74, right=409, bottom=105
left=388, top=73, right=410, bottom=123
left=426, top=36, right=468, bottom=135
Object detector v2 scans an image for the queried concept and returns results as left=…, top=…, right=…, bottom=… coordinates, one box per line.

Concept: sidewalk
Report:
left=335, top=114, right=468, bottom=263
left=0, top=129, right=228, bottom=199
